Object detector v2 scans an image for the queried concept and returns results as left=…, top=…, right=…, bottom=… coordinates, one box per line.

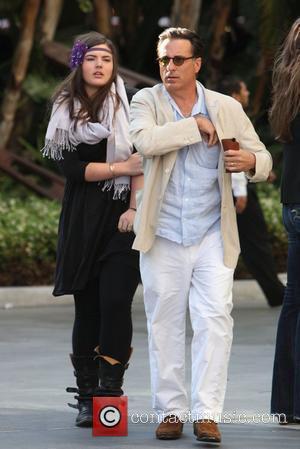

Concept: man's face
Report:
left=233, top=82, right=250, bottom=109
left=157, top=38, right=201, bottom=94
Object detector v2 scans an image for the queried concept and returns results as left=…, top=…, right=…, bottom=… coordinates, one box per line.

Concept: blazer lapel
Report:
left=202, top=85, right=226, bottom=191
left=202, top=86, right=220, bottom=133
left=154, top=84, right=174, bottom=122
left=154, top=84, right=180, bottom=180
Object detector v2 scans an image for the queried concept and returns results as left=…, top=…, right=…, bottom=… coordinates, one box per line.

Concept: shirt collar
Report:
left=163, top=82, right=206, bottom=118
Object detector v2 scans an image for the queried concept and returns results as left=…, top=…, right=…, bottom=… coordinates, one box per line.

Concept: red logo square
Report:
left=93, top=396, right=128, bottom=436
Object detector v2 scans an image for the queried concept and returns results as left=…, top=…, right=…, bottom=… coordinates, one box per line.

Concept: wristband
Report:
left=108, top=163, right=115, bottom=177
left=129, top=207, right=137, bottom=211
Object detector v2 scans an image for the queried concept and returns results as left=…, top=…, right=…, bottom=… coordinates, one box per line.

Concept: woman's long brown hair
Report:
left=269, top=18, right=300, bottom=142
left=52, top=31, right=120, bottom=125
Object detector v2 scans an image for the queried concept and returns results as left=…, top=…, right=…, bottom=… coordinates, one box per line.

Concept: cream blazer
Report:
left=129, top=82, right=272, bottom=268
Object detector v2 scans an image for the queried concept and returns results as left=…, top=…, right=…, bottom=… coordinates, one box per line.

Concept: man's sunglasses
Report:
left=157, top=55, right=195, bottom=67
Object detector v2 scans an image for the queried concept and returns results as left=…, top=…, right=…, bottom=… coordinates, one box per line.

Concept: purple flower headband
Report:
left=69, top=40, right=113, bottom=70
left=69, top=40, right=89, bottom=70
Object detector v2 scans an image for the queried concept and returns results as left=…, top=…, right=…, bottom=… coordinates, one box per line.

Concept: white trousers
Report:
left=140, top=230, right=234, bottom=421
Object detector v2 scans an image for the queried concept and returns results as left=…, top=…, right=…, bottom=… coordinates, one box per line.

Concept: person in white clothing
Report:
left=129, top=27, right=272, bottom=444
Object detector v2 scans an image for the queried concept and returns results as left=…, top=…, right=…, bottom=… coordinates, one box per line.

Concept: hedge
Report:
left=0, top=194, right=60, bottom=285
left=0, top=183, right=288, bottom=285
left=235, top=182, right=288, bottom=278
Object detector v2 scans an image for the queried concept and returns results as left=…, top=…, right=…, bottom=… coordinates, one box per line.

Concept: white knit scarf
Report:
left=42, top=75, right=132, bottom=199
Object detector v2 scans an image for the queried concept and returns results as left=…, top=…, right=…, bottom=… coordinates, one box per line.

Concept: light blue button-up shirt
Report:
left=156, top=84, right=221, bottom=246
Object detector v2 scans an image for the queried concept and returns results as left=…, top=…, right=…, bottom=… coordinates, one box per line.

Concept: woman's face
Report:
left=81, top=43, right=114, bottom=96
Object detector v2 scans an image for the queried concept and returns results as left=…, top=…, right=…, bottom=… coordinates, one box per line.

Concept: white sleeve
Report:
left=231, top=172, right=248, bottom=197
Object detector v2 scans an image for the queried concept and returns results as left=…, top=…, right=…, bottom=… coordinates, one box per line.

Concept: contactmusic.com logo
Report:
left=93, top=396, right=128, bottom=436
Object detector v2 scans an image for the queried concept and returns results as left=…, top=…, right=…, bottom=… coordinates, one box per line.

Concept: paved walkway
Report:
left=1, top=282, right=299, bottom=448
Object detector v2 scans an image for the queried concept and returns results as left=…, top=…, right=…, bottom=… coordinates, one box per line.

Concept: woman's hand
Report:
left=118, top=208, right=136, bottom=233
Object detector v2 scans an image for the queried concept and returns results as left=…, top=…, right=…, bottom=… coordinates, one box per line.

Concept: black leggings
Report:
left=72, top=256, right=140, bottom=364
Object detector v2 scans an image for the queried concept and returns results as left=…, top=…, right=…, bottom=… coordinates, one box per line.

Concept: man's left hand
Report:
left=224, top=149, right=256, bottom=173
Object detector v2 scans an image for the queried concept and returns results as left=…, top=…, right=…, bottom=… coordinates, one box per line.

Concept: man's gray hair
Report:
left=157, top=27, right=204, bottom=57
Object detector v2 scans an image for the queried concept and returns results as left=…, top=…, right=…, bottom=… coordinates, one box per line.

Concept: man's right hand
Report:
left=124, top=153, right=143, bottom=176
left=194, top=115, right=218, bottom=146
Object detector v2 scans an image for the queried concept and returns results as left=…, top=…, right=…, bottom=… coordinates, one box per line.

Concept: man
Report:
left=220, top=77, right=284, bottom=307
left=130, top=28, right=272, bottom=444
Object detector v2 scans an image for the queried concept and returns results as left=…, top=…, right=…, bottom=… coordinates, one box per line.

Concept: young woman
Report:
left=269, top=18, right=300, bottom=424
left=42, top=32, right=143, bottom=427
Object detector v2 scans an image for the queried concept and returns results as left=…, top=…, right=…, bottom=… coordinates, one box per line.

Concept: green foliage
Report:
left=19, top=72, right=61, bottom=171
left=256, top=182, right=287, bottom=274
left=257, top=0, right=285, bottom=50
left=0, top=195, right=59, bottom=261
left=0, top=174, right=33, bottom=198
left=76, top=0, right=93, bottom=13
left=235, top=182, right=287, bottom=278
left=22, top=73, right=59, bottom=103
left=257, top=0, right=296, bottom=52
left=0, top=193, right=60, bottom=285
left=257, top=182, right=286, bottom=243
left=0, top=177, right=288, bottom=285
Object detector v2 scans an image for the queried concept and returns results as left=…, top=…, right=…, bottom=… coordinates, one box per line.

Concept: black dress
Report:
left=53, top=139, right=139, bottom=296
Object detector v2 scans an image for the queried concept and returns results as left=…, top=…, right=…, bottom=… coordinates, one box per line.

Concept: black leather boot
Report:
left=66, top=354, right=98, bottom=427
left=95, top=349, right=132, bottom=397
left=97, top=357, right=129, bottom=396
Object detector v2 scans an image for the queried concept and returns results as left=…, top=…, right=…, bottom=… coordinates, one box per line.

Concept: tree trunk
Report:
left=40, top=0, right=64, bottom=43
left=93, top=0, right=112, bottom=37
left=251, top=51, right=273, bottom=118
left=251, top=0, right=284, bottom=118
left=206, top=0, right=232, bottom=89
left=0, top=0, right=41, bottom=150
left=171, top=0, right=203, bottom=30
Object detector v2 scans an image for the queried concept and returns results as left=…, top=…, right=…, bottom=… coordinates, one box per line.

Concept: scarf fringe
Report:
left=41, top=129, right=77, bottom=160
left=102, top=180, right=130, bottom=200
